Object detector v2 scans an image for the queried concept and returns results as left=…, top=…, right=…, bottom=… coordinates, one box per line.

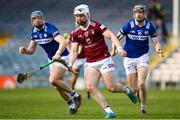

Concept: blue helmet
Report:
left=31, top=10, right=44, bottom=19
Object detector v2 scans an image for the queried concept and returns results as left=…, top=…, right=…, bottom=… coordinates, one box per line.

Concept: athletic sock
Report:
left=126, top=87, right=130, bottom=94
left=104, top=106, right=114, bottom=113
left=67, top=99, right=76, bottom=109
left=71, top=91, right=79, bottom=98
left=141, top=104, right=146, bottom=110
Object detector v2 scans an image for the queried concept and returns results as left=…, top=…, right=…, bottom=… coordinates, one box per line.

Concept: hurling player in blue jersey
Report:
left=111, top=4, right=164, bottom=114
left=18, top=10, right=81, bottom=115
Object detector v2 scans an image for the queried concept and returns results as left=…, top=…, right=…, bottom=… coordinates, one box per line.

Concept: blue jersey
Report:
left=120, top=18, right=157, bottom=58
left=31, top=22, right=69, bottom=60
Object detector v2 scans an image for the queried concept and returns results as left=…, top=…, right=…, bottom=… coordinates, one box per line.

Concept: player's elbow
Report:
left=28, top=50, right=35, bottom=55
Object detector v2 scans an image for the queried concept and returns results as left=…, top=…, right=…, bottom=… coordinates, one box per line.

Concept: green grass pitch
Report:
left=0, top=88, right=180, bottom=119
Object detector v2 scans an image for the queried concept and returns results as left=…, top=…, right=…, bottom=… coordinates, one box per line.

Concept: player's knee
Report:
left=131, top=88, right=138, bottom=93
left=138, top=82, right=145, bottom=89
left=86, top=84, right=95, bottom=92
left=107, top=84, right=116, bottom=93
left=49, top=78, right=57, bottom=85
left=86, top=85, right=92, bottom=92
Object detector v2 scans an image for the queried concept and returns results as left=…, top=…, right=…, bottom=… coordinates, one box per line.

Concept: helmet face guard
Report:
left=74, top=4, right=90, bottom=26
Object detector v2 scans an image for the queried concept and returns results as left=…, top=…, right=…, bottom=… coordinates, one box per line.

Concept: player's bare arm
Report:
left=103, top=29, right=126, bottom=57
left=78, top=44, right=83, bottom=55
left=19, top=40, right=37, bottom=55
left=69, top=42, right=79, bottom=68
left=152, top=36, right=164, bottom=58
left=53, top=35, right=69, bottom=60
left=111, top=32, right=124, bottom=56
left=63, top=33, right=71, bottom=53
left=66, top=42, right=71, bottom=53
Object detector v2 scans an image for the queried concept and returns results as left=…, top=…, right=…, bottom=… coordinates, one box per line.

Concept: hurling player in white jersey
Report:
left=69, top=4, right=138, bottom=119
left=111, top=4, right=164, bottom=114
left=18, top=10, right=82, bottom=115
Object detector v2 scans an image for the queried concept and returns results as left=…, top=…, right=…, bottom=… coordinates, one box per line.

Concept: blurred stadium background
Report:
left=1, top=0, right=180, bottom=119
left=0, top=0, right=179, bottom=90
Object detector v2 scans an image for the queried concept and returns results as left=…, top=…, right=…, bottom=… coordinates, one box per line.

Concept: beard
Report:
left=34, top=24, right=43, bottom=29
left=77, top=20, right=87, bottom=26
left=136, top=18, right=144, bottom=23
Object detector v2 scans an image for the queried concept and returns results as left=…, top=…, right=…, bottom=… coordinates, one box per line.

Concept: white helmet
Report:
left=74, top=4, right=90, bottom=20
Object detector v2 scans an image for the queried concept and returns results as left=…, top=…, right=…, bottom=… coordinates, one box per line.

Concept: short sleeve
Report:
left=70, top=31, right=78, bottom=43
left=30, top=32, right=34, bottom=40
left=149, top=22, right=157, bottom=38
left=49, top=24, right=60, bottom=37
left=96, top=22, right=107, bottom=34
left=30, top=28, right=36, bottom=41
left=120, top=22, right=131, bottom=35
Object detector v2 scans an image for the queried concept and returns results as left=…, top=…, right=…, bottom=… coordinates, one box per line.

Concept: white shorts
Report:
left=84, top=57, right=115, bottom=74
left=72, top=58, right=86, bottom=70
left=123, top=53, right=149, bottom=75
left=49, top=55, right=69, bottom=73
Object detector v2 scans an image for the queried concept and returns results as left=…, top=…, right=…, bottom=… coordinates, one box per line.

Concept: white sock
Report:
left=70, top=103, right=76, bottom=109
left=141, top=104, right=146, bottom=110
left=126, top=87, right=130, bottom=94
left=67, top=99, right=76, bottom=109
left=71, top=91, right=79, bottom=98
left=104, top=106, right=114, bottom=113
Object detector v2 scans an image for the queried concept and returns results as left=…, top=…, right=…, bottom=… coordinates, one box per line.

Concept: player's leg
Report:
left=85, top=68, right=105, bottom=107
left=137, top=66, right=148, bottom=114
left=70, top=69, right=80, bottom=90
left=55, top=74, right=71, bottom=101
left=55, top=87, right=77, bottom=114
left=127, top=73, right=138, bottom=93
left=102, top=71, right=125, bottom=92
left=71, top=58, right=91, bottom=100
left=70, top=59, right=83, bottom=90
left=49, top=66, right=74, bottom=93
left=86, top=90, right=91, bottom=100
left=49, top=63, right=82, bottom=114
left=123, top=57, right=140, bottom=103
left=101, top=71, right=137, bottom=104
left=136, top=53, right=149, bottom=114
left=85, top=68, right=115, bottom=118
left=123, top=57, right=139, bottom=92
left=100, top=57, right=137, bottom=104
left=49, top=67, right=78, bottom=114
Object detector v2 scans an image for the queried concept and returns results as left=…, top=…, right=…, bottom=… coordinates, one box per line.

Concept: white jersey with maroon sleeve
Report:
left=70, top=21, right=110, bottom=62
